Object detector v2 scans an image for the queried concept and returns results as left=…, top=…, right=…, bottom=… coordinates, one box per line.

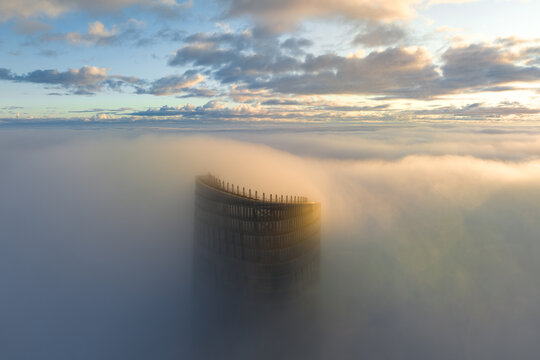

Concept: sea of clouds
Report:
left=2, top=124, right=540, bottom=359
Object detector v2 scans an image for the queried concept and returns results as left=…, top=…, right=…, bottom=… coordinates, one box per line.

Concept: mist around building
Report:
left=2, top=124, right=540, bottom=359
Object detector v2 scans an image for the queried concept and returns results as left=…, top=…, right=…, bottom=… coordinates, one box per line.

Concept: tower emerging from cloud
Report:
left=192, top=174, right=321, bottom=359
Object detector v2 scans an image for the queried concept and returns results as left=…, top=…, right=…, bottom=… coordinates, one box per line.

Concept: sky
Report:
left=2, top=2, right=540, bottom=359
left=1, top=0, right=540, bottom=124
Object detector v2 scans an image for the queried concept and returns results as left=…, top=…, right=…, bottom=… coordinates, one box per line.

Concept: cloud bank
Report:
left=169, top=29, right=540, bottom=99
left=0, top=66, right=205, bottom=96
left=2, top=127, right=540, bottom=359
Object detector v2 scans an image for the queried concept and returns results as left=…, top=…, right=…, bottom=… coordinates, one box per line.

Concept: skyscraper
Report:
left=191, top=174, right=321, bottom=359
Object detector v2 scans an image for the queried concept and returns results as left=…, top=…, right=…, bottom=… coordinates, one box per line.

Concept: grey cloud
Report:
left=130, top=100, right=267, bottom=120
left=269, top=44, right=540, bottom=97
left=352, top=22, right=407, bottom=47
left=69, top=107, right=133, bottom=113
left=0, top=68, right=14, bottom=79
left=38, top=49, right=59, bottom=57
left=139, top=72, right=204, bottom=96
left=176, top=88, right=218, bottom=98
left=414, top=101, right=540, bottom=118
left=148, top=27, right=187, bottom=43
left=147, top=0, right=193, bottom=19
left=169, top=31, right=301, bottom=84
left=12, top=19, right=51, bottom=34
left=281, top=37, right=313, bottom=55
left=169, top=30, right=540, bottom=99
left=41, top=19, right=145, bottom=47
left=130, top=105, right=201, bottom=117
left=169, top=42, right=238, bottom=67
left=128, top=98, right=394, bottom=123
left=0, top=66, right=107, bottom=94
left=521, top=46, right=540, bottom=66
left=319, top=104, right=390, bottom=111
left=261, top=99, right=302, bottom=106
left=480, top=86, right=516, bottom=92
left=257, top=47, right=439, bottom=98
left=0, top=66, right=205, bottom=96
left=439, top=44, right=540, bottom=91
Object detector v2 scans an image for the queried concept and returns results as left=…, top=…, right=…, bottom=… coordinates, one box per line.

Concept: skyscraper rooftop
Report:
left=193, top=174, right=321, bottom=298
left=191, top=174, right=321, bottom=358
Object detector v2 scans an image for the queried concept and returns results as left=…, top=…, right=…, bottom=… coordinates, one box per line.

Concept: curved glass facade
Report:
left=193, top=174, right=320, bottom=300
left=191, top=174, right=321, bottom=359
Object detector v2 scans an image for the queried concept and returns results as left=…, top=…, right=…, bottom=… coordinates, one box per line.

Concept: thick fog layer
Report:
left=2, top=126, right=540, bottom=360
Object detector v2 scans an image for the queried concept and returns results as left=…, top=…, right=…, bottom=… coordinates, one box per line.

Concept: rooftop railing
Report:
left=198, top=174, right=311, bottom=204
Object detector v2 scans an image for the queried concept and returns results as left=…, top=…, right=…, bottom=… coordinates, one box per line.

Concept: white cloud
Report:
left=220, top=0, right=423, bottom=31
left=426, top=0, right=480, bottom=5
left=147, top=73, right=205, bottom=96
left=0, top=0, right=190, bottom=21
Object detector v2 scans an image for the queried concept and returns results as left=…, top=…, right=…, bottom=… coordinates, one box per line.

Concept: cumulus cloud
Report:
left=262, top=47, right=439, bottom=97
left=280, top=37, right=313, bottom=55
left=439, top=43, right=540, bottom=91
left=141, top=71, right=204, bottom=96
left=0, top=66, right=205, bottom=96
left=0, top=65, right=108, bottom=94
left=0, top=0, right=191, bottom=21
left=130, top=100, right=267, bottom=120
left=169, top=29, right=540, bottom=100
left=175, top=87, right=218, bottom=98
left=170, top=30, right=439, bottom=98
left=42, top=19, right=145, bottom=46
left=219, top=0, right=422, bottom=31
